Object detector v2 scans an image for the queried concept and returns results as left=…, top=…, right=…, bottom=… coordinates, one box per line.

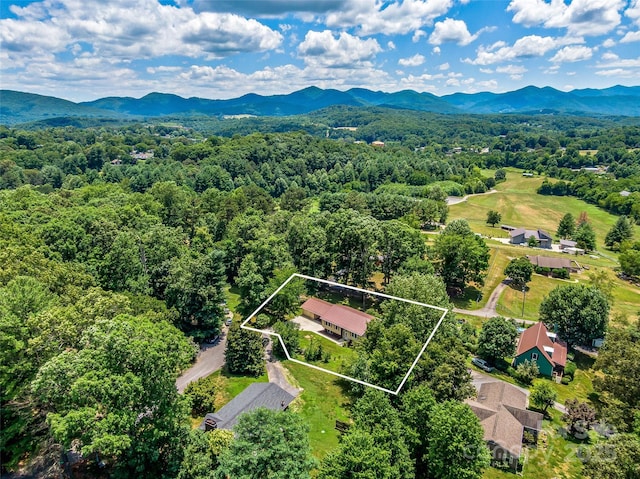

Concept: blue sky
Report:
left=1, top=0, right=639, bottom=102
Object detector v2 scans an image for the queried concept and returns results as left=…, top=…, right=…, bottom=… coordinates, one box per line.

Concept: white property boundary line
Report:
left=240, top=273, right=449, bottom=395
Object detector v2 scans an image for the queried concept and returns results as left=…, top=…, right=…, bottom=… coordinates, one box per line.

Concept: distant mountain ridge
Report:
left=2, top=85, right=640, bottom=125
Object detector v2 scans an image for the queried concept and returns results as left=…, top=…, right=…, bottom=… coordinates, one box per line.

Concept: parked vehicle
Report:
left=472, top=357, right=495, bottom=372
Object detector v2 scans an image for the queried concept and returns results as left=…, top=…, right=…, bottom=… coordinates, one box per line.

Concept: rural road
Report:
left=176, top=326, right=228, bottom=393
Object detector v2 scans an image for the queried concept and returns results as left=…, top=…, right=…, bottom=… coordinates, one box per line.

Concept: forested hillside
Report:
left=1, top=116, right=639, bottom=478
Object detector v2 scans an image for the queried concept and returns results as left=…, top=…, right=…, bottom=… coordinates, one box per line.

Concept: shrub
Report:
left=564, top=361, right=577, bottom=379
left=515, top=359, right=539, bottom=385
left=184, top=374, right=217, bottom=416
left=561, top=376, right=571, bottom=385
left=506, top=366, right=517, bottom=378
left=552, top=268, right=569, bottom=279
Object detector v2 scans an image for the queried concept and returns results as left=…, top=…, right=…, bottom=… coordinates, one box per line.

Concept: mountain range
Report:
left=2, top=85, right=640, bottom=125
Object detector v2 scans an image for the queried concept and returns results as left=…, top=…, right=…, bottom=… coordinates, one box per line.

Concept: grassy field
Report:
left=449, top=169, right=640, bottom=253
left=283, top=361, right=353, bottom=459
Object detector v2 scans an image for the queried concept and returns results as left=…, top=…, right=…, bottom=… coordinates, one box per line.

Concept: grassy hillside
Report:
left=449, top=170, right=640, bottom=252
left=449, top=170, right=640, bottom=323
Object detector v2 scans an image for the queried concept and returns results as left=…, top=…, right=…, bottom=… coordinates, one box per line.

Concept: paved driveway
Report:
left=176, top=325, right=228, bottom=393
left=291, top=315, right=344, bottom=345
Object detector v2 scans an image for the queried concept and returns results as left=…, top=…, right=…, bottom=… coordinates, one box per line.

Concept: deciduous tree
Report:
left=432, top=220, right=489, bottom=294
left=427, top=401, right=490, bottom=479
left=504, top=257, right=533, bottom=286
left=477, top=316, right=518, bottom=363
left=215, top=408, right=316, bottom=479
left=539, top=284, right=609, bottom=348
left=530, top=379, right=558, bottom=413
left=486, top=210, right=501, bottom=227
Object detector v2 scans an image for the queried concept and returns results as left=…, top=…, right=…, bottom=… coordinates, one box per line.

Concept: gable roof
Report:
left=466, top=382, right=543, bottom=458
left=509, top=228, right=552, bottom=241
left=559, top=239, right=577, bottom=247
left=200, top=382, right=296, bottom=431
left=301, top=297, right=374, bottom=336
left=527, top=255, right=573, bottom=270
left=516, top=322, right=567, bottom=368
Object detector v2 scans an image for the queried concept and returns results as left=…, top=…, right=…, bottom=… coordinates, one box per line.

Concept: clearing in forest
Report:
left=241, top=273, right=448, bottom=395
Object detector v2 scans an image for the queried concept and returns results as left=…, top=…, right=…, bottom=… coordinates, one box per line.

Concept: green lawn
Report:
left=549, top=352, right=596, bottom=405
left=497, top=274, right=571, bottom=321
left=207, top=368, right=269, bottom=410
left=449, top=169, right=640, bottom=254
left=283, top=361, right=353, bottom=459
left=295, top=331, right=357, bottom=375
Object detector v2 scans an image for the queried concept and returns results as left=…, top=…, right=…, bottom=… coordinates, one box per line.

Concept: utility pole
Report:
left=521, top=285, right=526, bottom=318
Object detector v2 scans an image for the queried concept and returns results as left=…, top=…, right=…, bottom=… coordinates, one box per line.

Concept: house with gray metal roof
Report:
left=200, top=382, right=296, bottom=431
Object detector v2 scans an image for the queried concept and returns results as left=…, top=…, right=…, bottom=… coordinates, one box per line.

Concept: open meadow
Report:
left=449, top=170, right=640, bottom=323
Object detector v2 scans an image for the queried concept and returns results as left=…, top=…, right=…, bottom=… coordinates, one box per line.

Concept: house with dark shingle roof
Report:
left=527, top=255, right=578, bottom=274
left=513, top=322, right=567, bottom=378
left=466, top=382, right=543, bottom=472
left=301, top=297, right=374, bottom=340
left=200, top=382, right=296, bottom=431
left=509, top=228, right=552, bottom=248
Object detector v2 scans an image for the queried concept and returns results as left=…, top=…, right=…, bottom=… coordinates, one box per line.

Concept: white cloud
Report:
left=479, top=68, right=493, bottom=74
left=439, top=62, right=450, bottom=70
left=432, top=46, right=441, bottom=54
left=508, top=0, right=625, bottom=36
left=496, top=64, right=528, bottom=74
left=325, top=0, right=454, bottom=36
left=602, top=38, right=616, bottom=47
left=297, top=30, right=382, bottom=68
left=398, top=53, right=426, bottom=67
left=550, top=45, right=593, bottom=63
left=595, top=68, right=636, bottom=77
left=476, top=79, right=498, bottom=90
left=387, top=41, right=397, bottom=50
left=626, top=0, right=640, bottom=26
left=413, top=29, right=427, bottom=42
left=601, top=52, right=619, bottom=61
left=620, top=31, right=640, bottom=43
left=465, top=35, right=570, bottom=65
left=429, top=18, right=478, bottom=45
left=1, top=0, right=283, bottom=65
left=596, top=56, right=640, bottom=68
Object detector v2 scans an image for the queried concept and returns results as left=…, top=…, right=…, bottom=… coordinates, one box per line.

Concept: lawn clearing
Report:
left=294, top=331, right=358, bottom=375
left=449, top=169, right=640, bottom=253
left=283, top=360, right=353, bottom=458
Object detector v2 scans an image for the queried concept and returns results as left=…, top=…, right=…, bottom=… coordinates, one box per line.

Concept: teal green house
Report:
left=513, top=322, right=567, bottom=378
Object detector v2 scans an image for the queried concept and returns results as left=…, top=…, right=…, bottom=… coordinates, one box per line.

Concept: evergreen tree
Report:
left=574, top=221, right=596, bottom=251
left=605, top=216, right=633, bottom=250
left=556, top=212, right=575, bottom=239
left=224, top=323, right=264, bottom=377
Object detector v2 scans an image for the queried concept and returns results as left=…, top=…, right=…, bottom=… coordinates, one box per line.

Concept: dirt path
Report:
left=446, top=189, right=497, bottom=205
